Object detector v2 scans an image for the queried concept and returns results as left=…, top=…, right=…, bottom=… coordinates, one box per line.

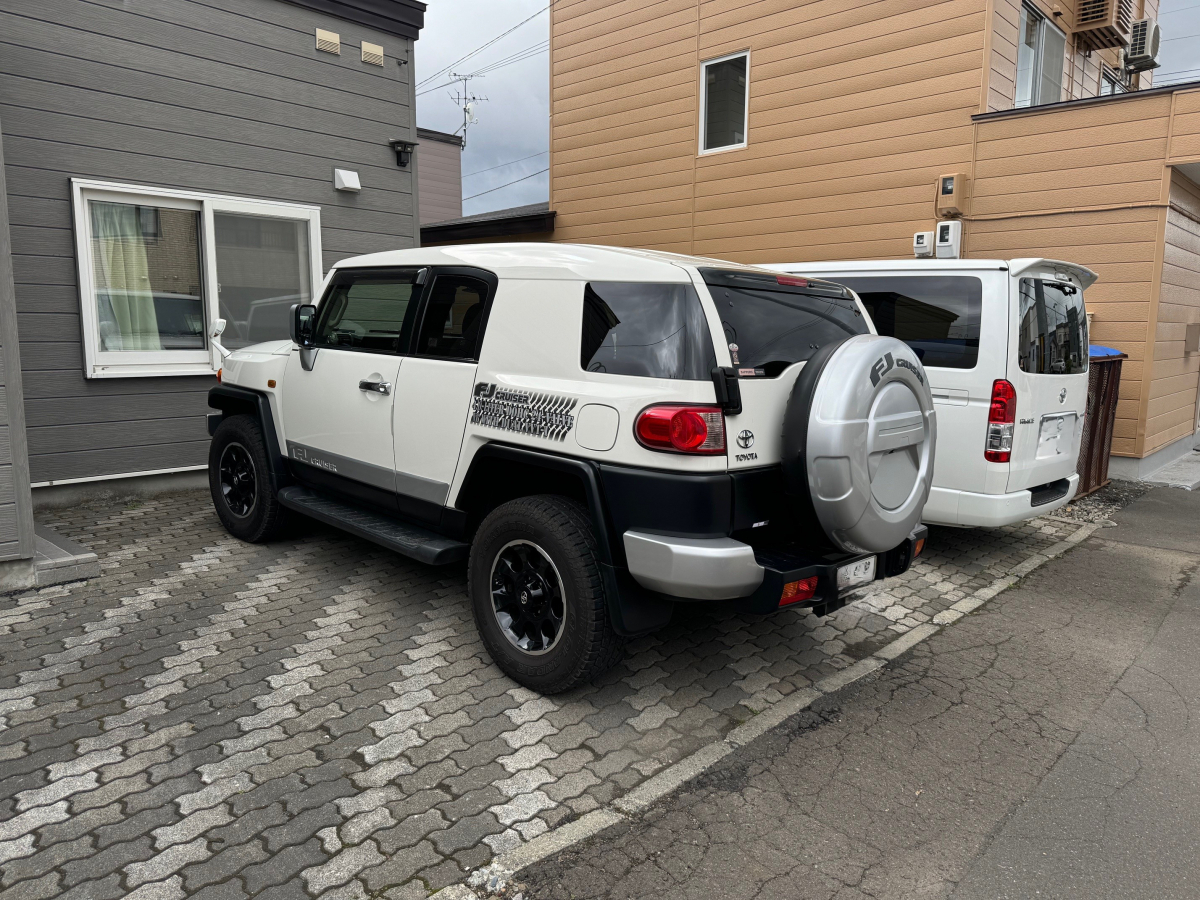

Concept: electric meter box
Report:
left=913, top=231, right=935, bottom=258
left=935, top=220, right=962, bottom=259
left=936, top=173, right=967, bottom=217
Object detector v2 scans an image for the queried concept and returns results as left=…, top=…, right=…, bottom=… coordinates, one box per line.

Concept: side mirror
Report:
left=291, top=303, right=317, bottom=347
left=209, top=318, right=231, bottom=359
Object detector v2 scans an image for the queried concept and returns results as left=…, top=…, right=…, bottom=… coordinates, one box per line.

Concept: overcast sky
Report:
left=414, top=1, right=1200, bottom=218
left=415, top=0, right=550, bottom=217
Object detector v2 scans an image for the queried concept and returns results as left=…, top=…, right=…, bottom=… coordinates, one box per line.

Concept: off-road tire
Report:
left=209, top=414, right=288, bottom=543
left=469, top=495, right=624, bottom=693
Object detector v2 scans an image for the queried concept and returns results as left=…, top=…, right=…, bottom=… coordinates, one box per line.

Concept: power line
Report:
left=1160, top=1, right=1200, bottom=14
left=416, top=40, right=549, bottom=97
left=416, top=3, right=552, bottom=89
left=462, top=167, right=549, bottom=202
left=1162, top=30, right=1200, bottom=41
left=463, top=150, right=549, bottom=178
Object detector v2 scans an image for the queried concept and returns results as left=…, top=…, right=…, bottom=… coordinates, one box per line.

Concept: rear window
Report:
left=699, top=268, right=867, bottom=376
left=581, top=282, right=716, bottom=380
left=1018, top=278, right=1087, bottom=375
left=833, top=276, right=982, bottom=369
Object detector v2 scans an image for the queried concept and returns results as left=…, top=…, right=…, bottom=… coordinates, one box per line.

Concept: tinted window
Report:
left=314, top=268, right=420, bottom=354
left=703, top=54, right=748, bottom=152
left=416, top=275, right=490, bottom=361
left=835, top=276, right=982, bottom=369
left=699, top=269, right=867, bottom=375
left=1018, top=278, right=1087, bottom=374
left=581, top=283, right=715, bottom=380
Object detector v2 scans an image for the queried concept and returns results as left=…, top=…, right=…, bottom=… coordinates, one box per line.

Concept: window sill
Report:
left=87, top=364, right=218, bottom=379
left=698, top=142, right=748, bottom=158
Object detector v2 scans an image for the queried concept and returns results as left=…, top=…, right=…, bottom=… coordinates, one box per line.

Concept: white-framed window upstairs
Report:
left=1015, top=2, right=1067, bottom=108
left=700, top=51, right=749, bottom=154
left=72, top=179, right=322, bottom=379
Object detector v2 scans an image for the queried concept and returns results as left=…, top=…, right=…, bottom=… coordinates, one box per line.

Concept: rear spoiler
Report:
left=1008, top=258, right=1099, bottom=290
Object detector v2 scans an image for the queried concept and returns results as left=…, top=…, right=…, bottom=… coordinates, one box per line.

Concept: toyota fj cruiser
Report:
left=207, top=244, right=935, bottom=693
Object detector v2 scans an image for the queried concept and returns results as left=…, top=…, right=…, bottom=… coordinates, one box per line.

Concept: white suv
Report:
left=766, top=259, right=1093, bottom=528
left=207, top=244, right=934, bottom=692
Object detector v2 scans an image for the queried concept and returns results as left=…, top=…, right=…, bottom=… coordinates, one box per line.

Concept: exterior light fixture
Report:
left=389, top=139, right=418, bottom=168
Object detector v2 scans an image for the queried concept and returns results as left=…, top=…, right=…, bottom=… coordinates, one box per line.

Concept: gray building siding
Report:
left=1, top=0, right=420, bottom=484
left=0, top=116, right=35, bottom=561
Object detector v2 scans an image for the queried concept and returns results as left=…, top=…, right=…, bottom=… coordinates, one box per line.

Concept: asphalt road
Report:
left=516, top=486, right=1200, bottom=900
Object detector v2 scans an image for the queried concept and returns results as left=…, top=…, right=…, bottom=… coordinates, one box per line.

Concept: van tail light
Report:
left=635, top=405, right=726, bottom=454
left=780, top=576, right=819, bottom=606
left=985, top=379, right=1016, bottom=463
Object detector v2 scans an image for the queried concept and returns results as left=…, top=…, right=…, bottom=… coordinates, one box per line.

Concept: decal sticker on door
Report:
left=470, top=382, right=577, bottom=441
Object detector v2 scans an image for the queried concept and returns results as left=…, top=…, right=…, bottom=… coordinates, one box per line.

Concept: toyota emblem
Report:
left=1059, top=388, right=1067, bottom=404
left=736, top=430, right=754, bottom=449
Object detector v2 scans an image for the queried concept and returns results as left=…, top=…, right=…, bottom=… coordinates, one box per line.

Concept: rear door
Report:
left=1006, top=272, right=1088, bottom=492
left=830, top=272, right=1005, bottom=504
left=390, top=268, right=496, bottom=523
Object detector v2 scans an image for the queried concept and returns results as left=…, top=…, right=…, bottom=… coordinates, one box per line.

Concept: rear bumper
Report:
left=622, top=524, right=928, bottom=613
left=622, top=531, right=764, bottom=600
left=923, top=472, right=1079, bottom=527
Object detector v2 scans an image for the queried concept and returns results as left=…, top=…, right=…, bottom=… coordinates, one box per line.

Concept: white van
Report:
left=764, top=259, right=1093, bottom=528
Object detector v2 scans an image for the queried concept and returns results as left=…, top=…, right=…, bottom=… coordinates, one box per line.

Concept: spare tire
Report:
left=781, top=334, right=936, bottom=554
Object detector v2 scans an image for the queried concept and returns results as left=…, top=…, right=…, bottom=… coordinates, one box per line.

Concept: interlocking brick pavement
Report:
left=0, top=490, right=1085, bottom=899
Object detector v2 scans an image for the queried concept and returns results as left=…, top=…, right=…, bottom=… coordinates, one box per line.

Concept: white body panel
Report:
left=766, top=259, right=1092, bottom=528
left=280, top=348, right=400, bottom=488
left=392, top=357, right=478, bottom=506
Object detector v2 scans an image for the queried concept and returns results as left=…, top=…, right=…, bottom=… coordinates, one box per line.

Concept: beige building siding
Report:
left=551, top=0, right=989, bottom=260
left=1149, top=172, right=1200, bottom=450
left=416, top=129, right=462, bottom=226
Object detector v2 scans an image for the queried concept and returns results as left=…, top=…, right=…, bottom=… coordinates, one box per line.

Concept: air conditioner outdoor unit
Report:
left=1075, top=0, right=1135, bottom=51
left=1125, top=18, right=1162, bottom=72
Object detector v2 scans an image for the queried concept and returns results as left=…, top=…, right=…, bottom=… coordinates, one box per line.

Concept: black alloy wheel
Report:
left=219, top=441, right=257, bottom=518
left=490, top=540, right=566, bottom=655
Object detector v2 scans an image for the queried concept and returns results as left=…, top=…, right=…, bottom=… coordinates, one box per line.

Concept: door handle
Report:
left=359, top=380, right=391, bottom=395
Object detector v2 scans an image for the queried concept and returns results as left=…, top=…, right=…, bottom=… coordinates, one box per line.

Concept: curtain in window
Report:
left=90, top=201, right=162, bottom=351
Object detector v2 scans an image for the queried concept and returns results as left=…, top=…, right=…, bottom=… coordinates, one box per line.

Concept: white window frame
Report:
left=1015, top=2, right=1067, bottom=108
left=699, top=50, right=750, bottom=156
left=71, top=178, right=322, bottom=379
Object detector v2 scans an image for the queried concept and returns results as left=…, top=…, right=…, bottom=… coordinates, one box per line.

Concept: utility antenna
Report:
left=448, top=72, right=487, bottom=150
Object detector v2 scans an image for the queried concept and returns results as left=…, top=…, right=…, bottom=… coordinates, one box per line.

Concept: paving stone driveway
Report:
left=0, top=491, right=1085, bottom=900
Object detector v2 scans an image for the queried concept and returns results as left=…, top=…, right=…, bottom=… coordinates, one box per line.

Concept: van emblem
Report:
left=1059, top=388, right=1067, bottom=404
left=736, top=430, right=754, bottom=449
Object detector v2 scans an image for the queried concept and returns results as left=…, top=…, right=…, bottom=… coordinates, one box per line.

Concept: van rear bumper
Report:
left=923, top=472, right=1079, bottom=527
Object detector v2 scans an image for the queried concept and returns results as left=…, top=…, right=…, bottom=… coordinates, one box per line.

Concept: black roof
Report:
left=421, top=202, right=555, bottom=243
left=281, top=0, right=425, bottom=40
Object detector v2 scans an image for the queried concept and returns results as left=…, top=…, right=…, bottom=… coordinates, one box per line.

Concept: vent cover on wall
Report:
left=361, top=42, right=385, bottom=66
left=1075, top=0, right=1135, bottom=50
left=316, top=28, right=341, bottom=54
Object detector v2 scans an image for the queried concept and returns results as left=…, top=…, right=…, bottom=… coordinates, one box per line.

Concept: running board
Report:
left=277, top=486, right=469, bottom=566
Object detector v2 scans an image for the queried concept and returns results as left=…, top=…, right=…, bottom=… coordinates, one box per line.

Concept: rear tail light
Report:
left=985, top=379, right=1016, bottom=463
left=780, top=576, right=819, bottom=606
left=635, top=405, right=726, bottom=454
left=775, top=274, right=809, bottom=287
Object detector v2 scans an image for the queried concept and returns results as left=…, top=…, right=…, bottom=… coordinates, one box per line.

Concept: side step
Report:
left=277, top=486, right=469, bottom=566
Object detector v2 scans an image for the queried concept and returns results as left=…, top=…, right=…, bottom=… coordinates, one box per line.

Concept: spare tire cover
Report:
left=781, top=334, right=936, bottom=554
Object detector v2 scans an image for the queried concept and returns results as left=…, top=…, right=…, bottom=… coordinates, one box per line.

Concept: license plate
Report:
left=1037, top=413, right=1077, bottom=459
left=837, top=557, right=876, bottom=592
